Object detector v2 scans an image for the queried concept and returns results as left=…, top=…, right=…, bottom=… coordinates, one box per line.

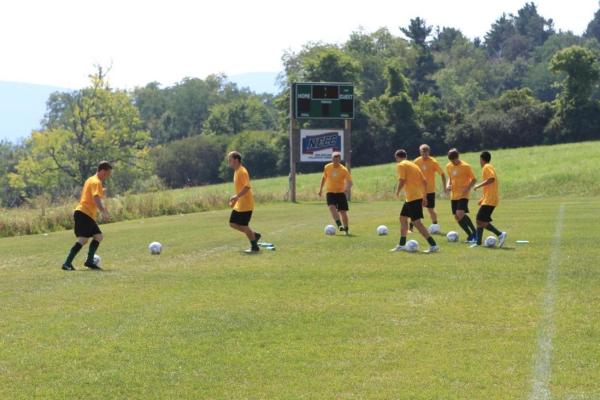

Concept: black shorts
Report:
left=425, top=193, right=436, bottom=209
left=477, top=205, right=495, bottom=222
left=74, top=210, right=102, bottom=238
left=230, top=210, right=253, bottom=226
left=451, top=199, right=470, bottom=215
left=401, top=199, right=424, bottom=220
left=326, top=192, right=349, bottom=211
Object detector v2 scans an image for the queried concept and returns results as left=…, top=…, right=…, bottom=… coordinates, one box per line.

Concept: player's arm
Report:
left=229, top=184, right=250, bottom=208
left=318, top=175, right=327, bottom=197
left=464, top=177, right=477, bottom=197
left=396, top=179, right=405, bottom=197
left=440, top=173, right=447, bottom=193
left=93, top=195, right=109, bottom=220
left=474, top=176, right=495, bottom=190
left=422, top=177, right=429, bottom=207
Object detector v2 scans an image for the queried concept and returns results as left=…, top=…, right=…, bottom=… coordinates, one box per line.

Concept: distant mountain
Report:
left=0, top=81, right=71, bottom=143
left=228, top=72, right=281, bottom=94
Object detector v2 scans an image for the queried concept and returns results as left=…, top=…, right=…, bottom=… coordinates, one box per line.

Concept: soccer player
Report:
left=318, top=151, right=353, bottom=235
left=445, top=148, right=478, bottom=242
left=472, top=151, right=508, bottom=247
left=410, top=144, right=447, bottom=232
left=61, top=161, right=112, bottom=271
left=390, top=149, right=439, bottom=253
left=228, top=151, right=261, bottom=253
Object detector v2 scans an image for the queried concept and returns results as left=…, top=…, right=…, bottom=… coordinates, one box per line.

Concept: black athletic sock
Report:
left=399, top=236, right=407, bottom=246
left=87, top=240, right=100, bottom=263
left=409, top=222, right=414, bottom=230
left=65, top=242, right=83, bottom=265
left=457, top=218, right=472, bottom=237
left=335, top=220, right=342, bottom=227
left=432, top=220, right=438, bottom=225
left=476, top=227, right=484, bottom=245
left=487, top=223, right=502, bottom=236
left=463, top=215, right=476, bottom=236
left=427, top=236, right=436, bottom=246
left=250, top=239, right=259, bottom=250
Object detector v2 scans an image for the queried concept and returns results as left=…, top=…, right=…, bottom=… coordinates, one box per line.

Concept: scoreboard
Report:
left=293, top=82, right=354, bottom=119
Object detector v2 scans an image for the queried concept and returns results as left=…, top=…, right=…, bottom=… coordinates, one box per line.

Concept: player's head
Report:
left=448, top=148, right=460, bottom=165
left=331, top=151, right=342, bottom=165
left=480, top=151, right=491, bottom=166
left=419, top=144, right=431, bottom=159
left=228, top=151, right=242, bottom=169
left=394, top=149, right=407, bottom=162
left=97, top=161, right=112, bottom=180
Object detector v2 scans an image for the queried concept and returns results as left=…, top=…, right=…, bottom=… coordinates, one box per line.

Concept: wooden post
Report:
left=344, top=119, right=352, bottom=201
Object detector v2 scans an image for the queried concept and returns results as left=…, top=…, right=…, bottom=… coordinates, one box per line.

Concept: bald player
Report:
left=318, top=151, right=353, bottom=235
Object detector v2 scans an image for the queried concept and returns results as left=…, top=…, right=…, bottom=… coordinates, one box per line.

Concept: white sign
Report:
left=300, top=129, right=344, bottom=163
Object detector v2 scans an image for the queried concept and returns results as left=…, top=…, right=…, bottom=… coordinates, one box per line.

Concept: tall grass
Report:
left=1, top=141, right=599, bottom=237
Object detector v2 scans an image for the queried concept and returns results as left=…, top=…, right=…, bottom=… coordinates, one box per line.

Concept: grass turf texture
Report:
left=1, top=198, right=598, bottom=399
left=2, top=140, right=600, bottom=237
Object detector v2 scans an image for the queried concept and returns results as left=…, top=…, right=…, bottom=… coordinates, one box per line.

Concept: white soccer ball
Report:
left=428, top=223, right=441, bottom=234
left=376, top=225, right=389, bottom=236
left=149, top=241, right=162, bottom=255
left=406, top=240, right=419, bottom=253
left=93, top=254, right=101, bottom=267
left=484, top=236, right=498, bottom=248
left=446, top=231, right=459, bottom=242
left=324, top=225, right=336, bottom=236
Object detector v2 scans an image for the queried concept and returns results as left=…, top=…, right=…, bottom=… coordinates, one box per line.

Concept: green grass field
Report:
left=1, top=197, right=599, bottom=399
left=2, top=140, right=600, bottom=237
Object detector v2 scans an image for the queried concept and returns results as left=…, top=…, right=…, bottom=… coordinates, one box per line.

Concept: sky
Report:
left=0, top=0, right=598, bottom=89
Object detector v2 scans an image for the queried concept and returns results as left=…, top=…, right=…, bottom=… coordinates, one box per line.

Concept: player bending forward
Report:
left=62, top=161, right=112, bottom=271
left=472, top=151, right=507, bottom=247
left=390, top=149, right=439, bottom=253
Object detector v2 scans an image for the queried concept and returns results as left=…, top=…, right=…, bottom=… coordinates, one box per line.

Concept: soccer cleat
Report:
left=244, top=247, right=260, bottom=254
left=498, top=232, right=508, bottom=248
left=423, top=245, right=440, bottom=253
left=61, top=263, right=75, bottom=271
left=389, top=245, right=407, bottom=252
left=340, top=226, right=349, bottom=235
left=84, top=260, right=102, bottom=270
left=469, top=243, right=479, bottom=248
left=464, top=234, right=477, bottom=244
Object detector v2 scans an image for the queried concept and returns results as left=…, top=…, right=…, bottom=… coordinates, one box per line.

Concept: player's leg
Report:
left=482, top=206, right=507, bottom=247
left=391, top=203, right=410, bottom=251
left=230, top=210, right=259, bottom=252
left=411, top=200, right=438, bottom=252
left=337, top=194, right=349, bottom=233
left=63, top=211, right=92, bottom=271
left=326, top=193, right=342, bottom=228
left=84, top=223, right=103, bottom=269
left=426, top=194, right=438, bottom=224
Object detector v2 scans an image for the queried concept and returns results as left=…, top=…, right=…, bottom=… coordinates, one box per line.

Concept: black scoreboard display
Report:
left=293, top=83, right=354, bottom=119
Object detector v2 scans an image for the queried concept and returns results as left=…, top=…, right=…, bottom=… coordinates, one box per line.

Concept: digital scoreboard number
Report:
left=294, top=83, right=354, bottom=119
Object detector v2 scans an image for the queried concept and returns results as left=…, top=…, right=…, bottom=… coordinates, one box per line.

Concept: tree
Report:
left=219, top=131, right=283, bottom=181
left=401, top=17, right=439, bottom=97
left=547, top=46, right=600, bottom=140
left=153, top=135, right=225, bottom=187
left=585, top=2, right=600, bottom=42
left=10, top=67, right=151, bottom=199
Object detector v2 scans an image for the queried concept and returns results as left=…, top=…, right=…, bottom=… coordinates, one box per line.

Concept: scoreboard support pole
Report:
left=289, top=87, right=298, bottom=203
left=344, top=119, right=352, bottom=201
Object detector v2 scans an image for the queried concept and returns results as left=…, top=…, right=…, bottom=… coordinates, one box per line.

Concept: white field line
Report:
left=529, top=204, right=566, bottom=400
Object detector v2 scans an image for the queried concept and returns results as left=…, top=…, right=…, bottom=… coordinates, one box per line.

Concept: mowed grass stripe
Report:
left=529, top=204, right=565, bottom=400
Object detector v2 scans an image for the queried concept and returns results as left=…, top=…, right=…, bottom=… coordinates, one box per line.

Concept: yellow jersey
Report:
left=323, top=163, right=352, bottom=193
left=481, top=163, right=499, bottom=206
left=233, top=166, right=254, bottom=212
left=414, top=156, right=444, bottom=194
left=75, top=175, right=104, bottom=220
left=396, top=160, right=426, bottom=202
left=446, top=160, right=476, bottom=200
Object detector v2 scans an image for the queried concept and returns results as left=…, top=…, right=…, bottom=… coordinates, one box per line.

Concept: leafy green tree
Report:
left=585, top=2, right=600, bottom=42
left=219, top=131, right=283, bottom=181
left=0, top=142, right=25, bottom=207
left=401, top=17, right=439, bottom=97
left=204, top=97, right=277, bottom=135
left=547, top=46, right=600, bottom=140
left=153, top=135, right=226, bottom=187
left=10, top=67, right=151, bottom=199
